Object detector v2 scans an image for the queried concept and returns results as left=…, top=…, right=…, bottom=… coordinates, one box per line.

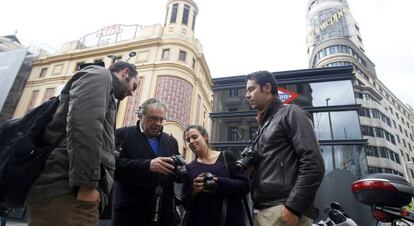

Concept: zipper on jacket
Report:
left=280, top=161, right=285, bottom=188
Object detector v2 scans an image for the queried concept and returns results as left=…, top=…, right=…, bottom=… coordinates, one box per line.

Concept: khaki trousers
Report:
left=254, top=204, right=312, bottom=226
left=27, top=193, right=99, bottom=226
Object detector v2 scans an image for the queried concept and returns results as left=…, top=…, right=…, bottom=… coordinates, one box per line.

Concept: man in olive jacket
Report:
left=26, top=61, right=138, bottom=226
left=245, top=71, right=325, bottom=226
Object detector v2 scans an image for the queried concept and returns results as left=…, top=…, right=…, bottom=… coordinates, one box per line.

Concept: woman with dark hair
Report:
left=182, top=125, right=250, bottom=226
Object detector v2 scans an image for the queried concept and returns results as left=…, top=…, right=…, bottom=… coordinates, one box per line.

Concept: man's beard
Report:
left=113, top=76, right=128, bottom=100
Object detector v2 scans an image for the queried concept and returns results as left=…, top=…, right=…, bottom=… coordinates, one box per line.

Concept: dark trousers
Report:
left=27, top=193, right=99, bottom=226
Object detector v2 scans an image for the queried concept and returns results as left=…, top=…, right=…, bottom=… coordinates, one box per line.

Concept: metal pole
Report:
left=326, top=98, right=336, bottom=169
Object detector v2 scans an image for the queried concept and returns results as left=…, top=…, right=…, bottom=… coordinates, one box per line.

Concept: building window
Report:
left=123, top=79, right=142, bottom=127
left=182, top=4, right=190, bottom=25
left=411, top=169, right=414, bottom=178
left=170, top=3, right=178, bottom=23
left=229, top=107, right=238, bottom=112
left=249, top=127, right=258, bottom=140
left=42, top=88, right=55, bottom=103
left=26, top=90, right=39, bottom=113
left=192, top=58, right=196, bottom=69
left=39, top=68, right=48, bottom=78
left=162, top=49, right=170, bottom=60
left=75, top=62, right=85, bottom=71
left=228, top=127, right=239, bottom=141
left=179, top=50, right=186, bottom=62
left=192, top=10, right=196, bottom=31
left=229, top=88, right=238, bottom=97
left=156, top=77, right=192, bottom=127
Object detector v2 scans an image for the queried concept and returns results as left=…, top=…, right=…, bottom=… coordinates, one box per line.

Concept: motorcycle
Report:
left=352, top=173, right=414, bottom=226
left=0, top=207, right=10, bottom=226
left=313, top=202, right=358, bottom=226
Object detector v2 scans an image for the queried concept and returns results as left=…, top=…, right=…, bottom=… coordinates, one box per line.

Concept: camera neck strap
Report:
left=251, top=102, right=285, bottom=147
left=220, top=152, right=229, bottom=226
left=250, top=115, right=272, bottom=147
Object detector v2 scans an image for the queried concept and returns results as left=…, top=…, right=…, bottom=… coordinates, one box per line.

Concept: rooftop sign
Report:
left=77, top=24, right=142, bottom=49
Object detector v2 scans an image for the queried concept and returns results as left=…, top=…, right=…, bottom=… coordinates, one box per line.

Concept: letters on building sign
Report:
left=278, top=87, right=299, bottom=104
left=309, top=9, right=345, bottom=38
left=77, top=24, right=143, bottom=49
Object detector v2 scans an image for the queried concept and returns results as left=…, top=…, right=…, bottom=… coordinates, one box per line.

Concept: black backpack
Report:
left=0, top=96, right=61, bottom=209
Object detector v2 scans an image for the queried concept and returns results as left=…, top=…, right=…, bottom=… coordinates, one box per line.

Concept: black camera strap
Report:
left=222, top=152, right=254, bottom=226
left=250, top=101, right=285, bottom=147
left=220, top=152, right=229, bottom=226
left=249, top=116, right=271, bottom=149
left=152, top=185, right=163, bottom=226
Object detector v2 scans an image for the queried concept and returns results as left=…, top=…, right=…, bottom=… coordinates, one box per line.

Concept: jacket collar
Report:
left=259, top=98, right=283, bottom=126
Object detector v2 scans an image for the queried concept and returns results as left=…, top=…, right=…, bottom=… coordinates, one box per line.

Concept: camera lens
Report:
left=203, top=172, right=217, bottom=192
left=171, top=155, right=188, bottom=183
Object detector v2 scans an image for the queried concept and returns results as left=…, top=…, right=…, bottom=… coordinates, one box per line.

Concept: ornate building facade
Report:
left=12, top=0, right=213, bottom=159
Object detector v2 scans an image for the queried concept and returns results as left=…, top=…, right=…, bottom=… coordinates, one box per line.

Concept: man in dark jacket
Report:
left=245, top=71, right=325, bottom=226
left=26, top=61, right=138, bottom=226
left=113, top=98, right=181, bottom=226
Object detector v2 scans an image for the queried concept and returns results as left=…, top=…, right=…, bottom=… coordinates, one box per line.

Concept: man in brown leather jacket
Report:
left=245, top=71, right=325, bottom=226
left=26, top=61, right=139, bottom=226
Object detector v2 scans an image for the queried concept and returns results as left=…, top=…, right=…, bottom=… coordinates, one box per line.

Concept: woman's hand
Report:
left=191, top=174, right=205, bottom=195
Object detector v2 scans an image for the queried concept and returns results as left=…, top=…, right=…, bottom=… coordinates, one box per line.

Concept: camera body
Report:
left=202, top=172, right=217, bottom=192
left=236, top=146, right=260, bottom=170
left=171, top=155, right=188, bottom=183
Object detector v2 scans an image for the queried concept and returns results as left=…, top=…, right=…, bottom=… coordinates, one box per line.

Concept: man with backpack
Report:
left=25, top=61, right=139, bottom=226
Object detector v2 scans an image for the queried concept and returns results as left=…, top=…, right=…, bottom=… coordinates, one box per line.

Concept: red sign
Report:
left=278, top=87, right=299, bottom=104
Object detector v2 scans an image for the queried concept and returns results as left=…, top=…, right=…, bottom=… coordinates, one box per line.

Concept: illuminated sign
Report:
left=278, top=87, right=299, bottom=104
left=309, top=9, right=346, bottom=38
left=77, top=24, right=142, bottom=49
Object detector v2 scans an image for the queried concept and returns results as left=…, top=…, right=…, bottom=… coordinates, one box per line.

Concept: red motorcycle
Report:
left=352, top=173, right=414, bottom=226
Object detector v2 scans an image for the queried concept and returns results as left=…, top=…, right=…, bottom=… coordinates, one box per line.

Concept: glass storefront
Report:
left=211, top=66, right=367, bottom=178
left=312, top=111, right=361, bottom=140
left=281, top=80, right=356, bottom=107
left=321, top=144, right=368, bottom=178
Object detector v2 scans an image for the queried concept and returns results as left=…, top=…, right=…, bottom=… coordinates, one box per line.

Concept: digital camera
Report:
left=171, top=155, right=188, bottom=183
left=235, top=146, right=260, bottom=170
left=202, top=172, right=217, bottom=192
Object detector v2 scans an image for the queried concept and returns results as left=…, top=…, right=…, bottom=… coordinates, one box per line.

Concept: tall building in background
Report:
left=12, top=0, right=213, bottom=160
left=306, top=0, right=414, bottom=184
left=0, top=35, right=37, bottom=124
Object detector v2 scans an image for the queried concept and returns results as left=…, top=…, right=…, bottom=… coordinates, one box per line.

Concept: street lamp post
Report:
left=326, top=98, right=336, bottom=169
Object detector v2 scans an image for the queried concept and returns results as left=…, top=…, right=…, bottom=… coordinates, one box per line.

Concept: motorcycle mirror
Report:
left=330, top=202, right=345, bottom=213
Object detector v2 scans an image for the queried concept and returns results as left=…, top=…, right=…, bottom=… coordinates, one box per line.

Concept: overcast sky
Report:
left=1, top=0, right=413, bottom=107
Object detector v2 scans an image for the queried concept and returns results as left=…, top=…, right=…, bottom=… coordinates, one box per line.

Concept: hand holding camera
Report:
left=171, top=154, right=188, bottom=183
left=192, top=172, right=218, bottom=195
left=150, top=157, right=175, bottom=175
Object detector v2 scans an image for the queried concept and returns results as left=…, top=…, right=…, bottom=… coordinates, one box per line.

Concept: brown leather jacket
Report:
left=251, top=100, right=325, bottom=218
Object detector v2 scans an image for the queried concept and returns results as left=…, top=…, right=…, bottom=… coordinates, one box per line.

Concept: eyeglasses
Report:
left=144, top=115, right=167, bottom=123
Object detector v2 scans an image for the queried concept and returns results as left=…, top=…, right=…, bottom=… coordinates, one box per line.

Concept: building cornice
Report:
left=32, top=38, right=163, bottom=66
